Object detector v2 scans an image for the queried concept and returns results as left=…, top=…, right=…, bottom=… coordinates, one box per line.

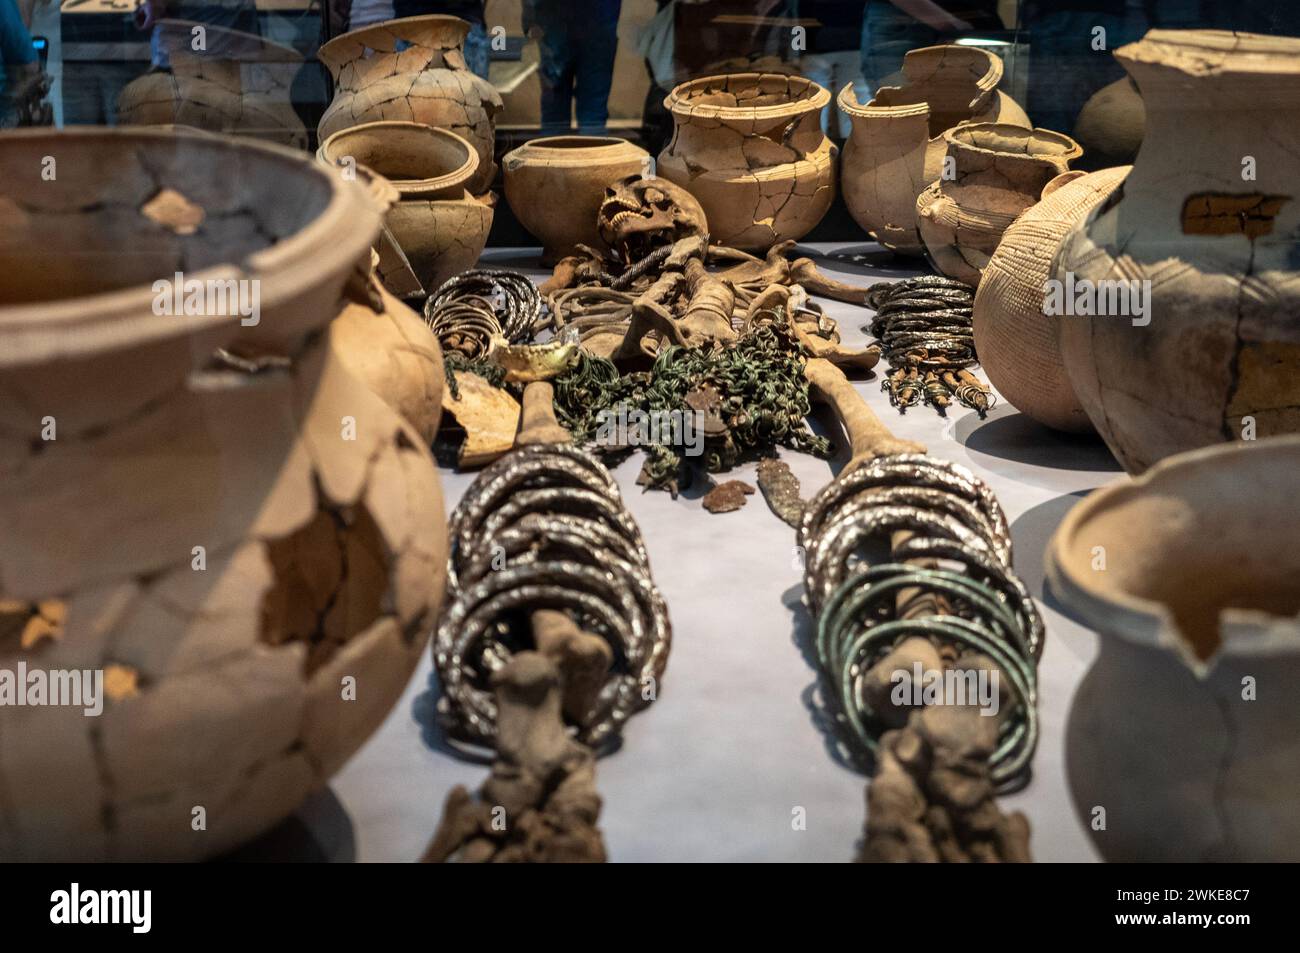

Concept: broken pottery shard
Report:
left=859, top=705, right=1031, bottom=863
left=702, top=480, right=755, bottom=514
left=424, top=651, right=606, bottom=863
left=441, top=370, right=521, bottom=468
left=755, top=458, right=804, bottom=528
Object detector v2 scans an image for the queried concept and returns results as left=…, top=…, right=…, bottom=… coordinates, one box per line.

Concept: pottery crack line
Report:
left=1220, top=237, right=1254, bottom=439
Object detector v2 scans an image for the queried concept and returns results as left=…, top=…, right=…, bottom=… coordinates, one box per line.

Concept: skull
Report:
left=598, top=174, right=708, bottom=261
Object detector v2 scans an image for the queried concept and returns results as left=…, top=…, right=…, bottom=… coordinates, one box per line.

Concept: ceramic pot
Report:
left=1054, top=30, right=1300, bottom=474
left=916, top=123, right=1081, bottom=286
left=317, top=15, right=502, bottom=195
left=1073, top=76, right=1144, bottom=168
left=1047, top=435, right=1300, bottom=861
left=117, top=20, right=307, bottom=148
left=657, top=73, right=837, bottom=251
left=838, top=45, right=1030, bottom=255
left=330, top=277, right=447, bottom=446
left=973, top=166, right=1130, bottom=433
left=0, top=128, right=447, bottom=861
left=319, top=121, right=493, bottom=296
left=502, top=136, right=650, bottom=263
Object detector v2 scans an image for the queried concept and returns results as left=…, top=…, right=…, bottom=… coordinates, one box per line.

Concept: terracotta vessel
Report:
left=319, top=121, right=493, bottom=296
left=657, top=73, right=837, bottom=251
left=0, top=128, right=447, bottom=861
left=330, top=275, right=447, bottom=445
left=317, top=15, right=502, bottom=195
left=838, top=45, right=1030, bottom=255
left=1073, top=76, right=1144, bottom=168
left=973, top=166, right=1130, bottom=433
left=1047, top=436, right=1300, bottom=861
left=916, top=123, right=1081, bottom=286
left=117, top=20, right=307, bottom=148
left=1054, top=30, right=1300, bottom=474
left=503, top=136, right=650, bottom=263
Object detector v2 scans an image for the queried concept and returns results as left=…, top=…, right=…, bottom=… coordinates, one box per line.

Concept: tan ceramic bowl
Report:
left=503, top=135, right=649, bottom=263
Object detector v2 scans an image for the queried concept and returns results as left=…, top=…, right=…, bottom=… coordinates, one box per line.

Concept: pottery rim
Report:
left=0, top=127, right=379, bottom=367
left=836, top=44, right=1002, bottom=120
left=664, top=72, right=831, bottom=126
left=1045, top=435, right=1300, bottom=672
left=944, top=122, right=1082, bottom=164
left=317, top=14, right=471, bottom=77
left=503, top=135, right=644, bottom=170
left=1118, top=28, right=1300, bottom=71
left=318, top=121, right=479, bottom=200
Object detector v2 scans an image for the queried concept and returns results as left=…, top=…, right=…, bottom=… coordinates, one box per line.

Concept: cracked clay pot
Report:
left=973, top=166, right=1130, bottom=433
left=117, top=20, right=307, bottom=148
left=916, top=122, right=1081, bottom=287
left=319, top=121, right=493, bottom=297
left=0, top=128, right=447, bottom=861
left=1054, top=30, right=1300, bottom=475
left=317, top=15, right=502, bottom=196
left=1048, top=435, right=1300, bottom=861
left=657, top=73, right=837, bottom=251
left=503, top=136, right=650, bottom=264
left=838, top=44, right=1030, bottom=256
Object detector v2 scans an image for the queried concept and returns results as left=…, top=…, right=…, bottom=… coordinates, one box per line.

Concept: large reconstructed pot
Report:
left=319, top=121, right=493, bottom=296
left=1048, top=435, right=1300, bottom=861
left=973, top=166, right=1130, bottom=433
left=916, top=123, right=1081, bottom=286
left=503, top=135, right=649, bottom=263
left=317, top=15, right=502, bottom=195
left=1054, top=30, right=1300, bottom=474
left=0, top=128, right=447, bottom=861
left=657, top=73, right=837, bottom=250
left=117, top=20, right=307, bottom=148
left=838, top=45, right=1030, bottom=255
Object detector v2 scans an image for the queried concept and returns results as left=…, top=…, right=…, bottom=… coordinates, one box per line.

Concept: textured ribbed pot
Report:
left=1047, top=435, right=1300, bottom=861
left=1054, top=30, right=1300, bottom=474
left=503, top=136, right=649, bottom=263
left=973, top=166, right=1129, bottom=433
left=319, top=121, right=492, bottom=295
left=916, top=123, right=1081, bottom=287
left=657, top=73, right=837, bottom=251
left=317, top=15, right=502, bottom=195
left=0, top=128, right=447, bottom=861
left=838, top=45, right=1030, bottom=255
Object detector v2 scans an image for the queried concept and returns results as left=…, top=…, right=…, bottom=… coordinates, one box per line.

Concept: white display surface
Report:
left=280, top=244, right=1122, bottom=862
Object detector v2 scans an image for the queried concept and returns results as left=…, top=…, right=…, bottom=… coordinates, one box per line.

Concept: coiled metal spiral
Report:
left=865, top=276, right=994, bottom=415
left=423, top=269, right=545, bottom=359
left=798, top=454, right=1041, bottom=792
left=435, top=443, right=671, bottom=750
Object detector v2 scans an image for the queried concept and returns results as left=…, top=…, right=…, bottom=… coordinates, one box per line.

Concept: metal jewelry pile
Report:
left=798, top=455, right=1042, bottom=792
left=865, top=277, right=994, bottom=416
left=424, top=268, right=545, bottom=360
left=435, top=443, right=671, bottom=750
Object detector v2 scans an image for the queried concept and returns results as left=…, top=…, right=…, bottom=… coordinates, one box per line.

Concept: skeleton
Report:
left=541, top=174, right=882, bottom=371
